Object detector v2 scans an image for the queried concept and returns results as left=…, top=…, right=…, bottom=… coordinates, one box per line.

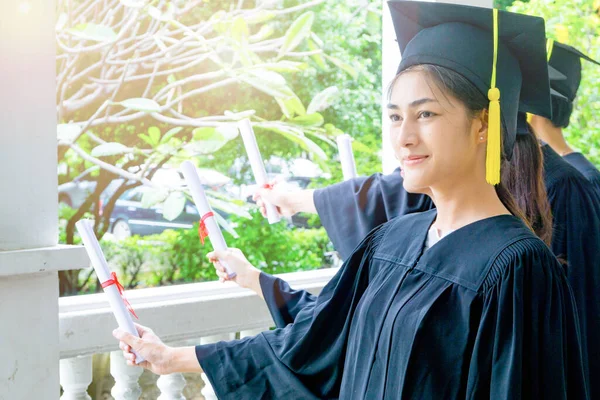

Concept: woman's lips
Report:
left=403, top=155, right=429, bottom=166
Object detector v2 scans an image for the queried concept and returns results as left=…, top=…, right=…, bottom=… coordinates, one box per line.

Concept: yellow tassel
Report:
left=486, top=88, right=501, bottom=185
left=526, top=112, right=533, bottom=123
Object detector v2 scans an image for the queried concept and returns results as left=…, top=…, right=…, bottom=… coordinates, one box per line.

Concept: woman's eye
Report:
left=418, top=111, right=435, bottom=119
left=390, top=114, right=401, bottom=122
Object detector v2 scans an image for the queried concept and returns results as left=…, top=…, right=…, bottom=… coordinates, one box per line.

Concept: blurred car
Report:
left=106, top=186, right=203, bottom=240
left=102, top=167, right=236, bottom=240
left=58, top=168, right=99, bottom=208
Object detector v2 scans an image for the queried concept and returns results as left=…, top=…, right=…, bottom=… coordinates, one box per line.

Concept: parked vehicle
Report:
left=102, top=167, right=236, bottom=240
left=107, top=186, right=204, bottom=240
left=58, top=168, right=99, bottom=208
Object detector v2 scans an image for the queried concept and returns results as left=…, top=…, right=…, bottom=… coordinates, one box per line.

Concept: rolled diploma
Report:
left=336, top=134, right=357, bottom=181
left=238, top=119, right=281, bottom=224
left=180, top=161, right=236, bottom=278
left=75, top=219, right=144, bottom=364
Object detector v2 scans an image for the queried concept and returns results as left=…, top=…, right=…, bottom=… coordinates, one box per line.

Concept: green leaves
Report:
left=68, top=24, right=117, bottom=42
left=257, top=123, right=327, bottom=160
left=141, top=188, right=169, bottom=208
left=116, top=98, right=161, bottom=113
left=148, top=4, right=174, bottom=21
left=57, top=123, right=82, bottom=144
left=187, top=125, right=238, bottom=154
left=276, top=96, right=306, bottom=119
left=291, top=113, right=324, bottom=127
left=91, top=142, right=131, bottom=157
left=139, top=126, right=183, bottom=149
left=307, top=86, right=340, bottom=114
left=231, top=16, right=249, bottom=44
left=259, top=61, right=308, bottom=73
left=163, top=192, right=186, bottom=221
left=279, top=12, right=315, bottom=58
left=324, top=54, right=358, bottom=79
left=239, top=69, right=294, bottom=98
left=246, top=10, right=277, bottom=25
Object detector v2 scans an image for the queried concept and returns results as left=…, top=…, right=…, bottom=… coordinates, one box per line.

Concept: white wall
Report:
left=381, top=0, right=494, bottom=174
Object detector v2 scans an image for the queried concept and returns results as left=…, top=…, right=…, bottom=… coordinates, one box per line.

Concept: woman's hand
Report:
left=113, top=323, right=201, bottom=375
left=207, top=248, right=263, bottom=298
left=253, top=182, right=317, bottom=217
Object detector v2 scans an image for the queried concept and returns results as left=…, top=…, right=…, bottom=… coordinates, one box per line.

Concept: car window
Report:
left=122, top=189, right=143, bottom=202
left=129, top=191, right=143, bottom=202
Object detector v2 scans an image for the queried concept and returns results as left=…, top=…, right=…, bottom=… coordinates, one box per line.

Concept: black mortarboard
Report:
left=388, top=0, right=551, bottom=184
left=548, top=39, right=600, bottom=102
left=547, top=39, right=600, bottom=127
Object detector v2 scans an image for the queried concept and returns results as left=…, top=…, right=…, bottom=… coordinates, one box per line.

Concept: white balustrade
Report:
left=110, top=350, right=143, bottom=400
left=240, top=327, right=271, bottom=338
left=60, top=355, right=93, bottom=400
left=157, top=373, right=187, bottom=400
left=57, top=269, right=335, bottom=398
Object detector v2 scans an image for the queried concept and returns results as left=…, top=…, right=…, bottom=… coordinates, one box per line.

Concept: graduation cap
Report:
left=548, top=39, right=600, bottom=101
left=388, top=0, right=551, bottom=185
left=546, top=39, right=600, bottom=127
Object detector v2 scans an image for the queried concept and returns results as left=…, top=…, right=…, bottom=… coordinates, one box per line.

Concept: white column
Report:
left=60, top=355, right=93, bottom=400
left=110, top=350, right=144, bottom=400
left=157, top=373, right=186, bottom=400
left=0, top=0, right=88, bottom=397
left=381, top=0, right=493, bottom=174
left=0, top=0, right=57, bottom=249
left=200, top=333, right=236, bottom=400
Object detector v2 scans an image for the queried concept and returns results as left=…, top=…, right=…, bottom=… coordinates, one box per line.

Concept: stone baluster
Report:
left=240, top=327, right=270, bottom=339
left=157, top=373, right=186, bottom=400
left=59, top=355, right=93, bottom=400
left=200, top=333, right=236, bottom=400
left=110, top=350, right=143, bottom=400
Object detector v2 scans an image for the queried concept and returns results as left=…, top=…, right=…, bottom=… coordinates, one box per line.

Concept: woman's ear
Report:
left=474, top=109, right=488, bottom=143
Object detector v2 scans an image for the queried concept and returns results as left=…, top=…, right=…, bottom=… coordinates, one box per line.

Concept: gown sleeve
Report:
left=563, top=152, right=600, bottom=194
left=546, top=172, right=600, bottom=398
left=195, top=224, right=388, bottom=400
left=465, top=238, right=589, bottom=399
left=259, top=170, right=433, bottom=328
left=259, top=272, right=317, bottom=328
left=313, top=169, right=433, bottom=260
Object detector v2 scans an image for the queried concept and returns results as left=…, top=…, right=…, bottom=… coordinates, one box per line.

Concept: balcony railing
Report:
left=58, top=268, right=337, bottom=399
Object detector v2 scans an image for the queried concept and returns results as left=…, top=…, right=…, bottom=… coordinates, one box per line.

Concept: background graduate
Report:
left=529, top=40, right=600, bottom=193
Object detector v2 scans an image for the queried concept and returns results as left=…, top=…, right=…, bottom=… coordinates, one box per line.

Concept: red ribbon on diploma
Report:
left=101, top=272, right=139, bottom=319
left=263, top=183, right=274, bottom=190
left=198, top=211, right=214, bottom=244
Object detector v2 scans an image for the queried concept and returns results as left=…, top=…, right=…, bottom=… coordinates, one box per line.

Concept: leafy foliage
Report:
left=70, top=210, right=334, bottom=293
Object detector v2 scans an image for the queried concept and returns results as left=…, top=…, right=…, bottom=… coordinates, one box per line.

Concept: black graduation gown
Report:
left=196, top=211, right=588, bottom=399
left=563, top=151, right=600, bottom=194
left=262, top=147, right=600, bottom=397
left=313, top=168, right=433, bottom=260
left=542, top=145, right=600, bottom=398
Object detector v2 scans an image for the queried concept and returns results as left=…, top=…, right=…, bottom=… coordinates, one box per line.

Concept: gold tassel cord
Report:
left=486, top=8, right=501, bottom=185
left=486, top=88, right=501, bottom=185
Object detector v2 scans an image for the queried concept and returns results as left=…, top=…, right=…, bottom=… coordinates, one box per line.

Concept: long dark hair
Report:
left=390, top=64, right=553, bottom=246
left=502, top=126, right=553, bottom=245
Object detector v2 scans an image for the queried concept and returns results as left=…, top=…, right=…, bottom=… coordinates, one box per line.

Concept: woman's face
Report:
left=388, top=69, right=487, bottom=194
